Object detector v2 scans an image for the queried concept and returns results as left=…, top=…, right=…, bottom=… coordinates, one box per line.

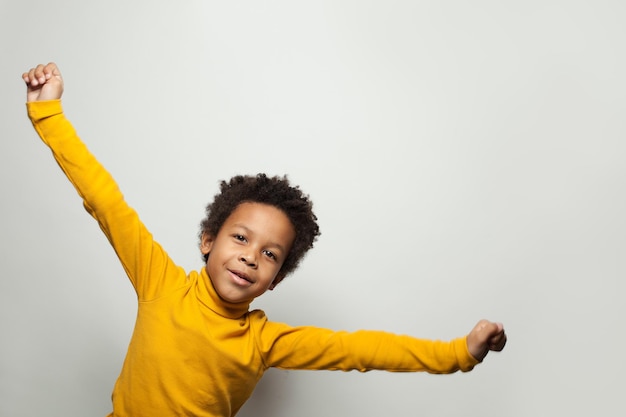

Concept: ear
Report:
left=200, top=232, right=215, bottom=257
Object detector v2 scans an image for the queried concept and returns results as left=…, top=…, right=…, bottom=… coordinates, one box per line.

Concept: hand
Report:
left=22, top=62, right=64, bottom=102
left=466, top=319, right=506, bottom=362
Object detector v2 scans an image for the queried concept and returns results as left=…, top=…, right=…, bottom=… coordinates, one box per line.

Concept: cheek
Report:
left=204, top=251, right=223, bottom=275
left=261, top=262, right=282, bottom=283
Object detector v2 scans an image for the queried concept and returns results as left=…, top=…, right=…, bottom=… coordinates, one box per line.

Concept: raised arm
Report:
left=22, top=63, right=186, bottom=300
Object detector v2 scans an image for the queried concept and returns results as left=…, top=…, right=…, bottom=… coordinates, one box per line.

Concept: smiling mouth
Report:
left=230, top=270, right=253, bottom=285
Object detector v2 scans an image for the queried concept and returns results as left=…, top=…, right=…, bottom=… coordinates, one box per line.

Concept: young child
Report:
left=23, top=62, right=506, bottom=417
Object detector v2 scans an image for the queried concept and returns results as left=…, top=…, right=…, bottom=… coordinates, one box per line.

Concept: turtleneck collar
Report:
left=197, top=267, right=252, bottom=319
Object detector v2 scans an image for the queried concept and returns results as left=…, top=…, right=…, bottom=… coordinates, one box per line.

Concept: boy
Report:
left=23, top=62, right=506, bottom=417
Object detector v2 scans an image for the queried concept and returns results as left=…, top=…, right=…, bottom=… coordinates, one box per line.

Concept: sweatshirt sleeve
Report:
left=26, top=100, right=186, bottom=300
left=254, top=314, right=479, bottom=374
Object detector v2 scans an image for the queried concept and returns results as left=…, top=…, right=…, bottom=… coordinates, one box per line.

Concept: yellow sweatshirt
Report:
left=27, top=100, right=479, bottom=417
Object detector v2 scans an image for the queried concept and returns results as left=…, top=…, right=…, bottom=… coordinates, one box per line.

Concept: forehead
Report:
left=224, top=202, right=296, bottom=247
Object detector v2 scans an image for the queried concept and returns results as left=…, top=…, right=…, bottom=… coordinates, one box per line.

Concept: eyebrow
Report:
left=232, top=224, right=287, bottom=254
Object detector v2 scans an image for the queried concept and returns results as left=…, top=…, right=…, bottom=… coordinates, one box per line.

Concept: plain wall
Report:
left=1, top=1, right=625, bottom=416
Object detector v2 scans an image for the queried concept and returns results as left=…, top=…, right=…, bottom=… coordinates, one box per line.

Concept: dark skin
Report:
left=199, top=173, right=320, bottom=280
left=23, top=62, right=507, bottom=362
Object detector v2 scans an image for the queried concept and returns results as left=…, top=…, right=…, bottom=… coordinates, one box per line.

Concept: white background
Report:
left=1, top=1, right=625, bottom=416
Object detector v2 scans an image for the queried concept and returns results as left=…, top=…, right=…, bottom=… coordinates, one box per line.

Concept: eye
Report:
left=233, top=234, right=247, bottom=242
left=263, top=249, right=277, bottom=261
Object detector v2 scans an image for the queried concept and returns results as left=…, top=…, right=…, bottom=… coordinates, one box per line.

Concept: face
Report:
left=201, top=202, right=296, bottom=304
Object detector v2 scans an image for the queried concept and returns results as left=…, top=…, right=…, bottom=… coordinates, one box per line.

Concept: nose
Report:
left=239, top=252, right=257, bottom=268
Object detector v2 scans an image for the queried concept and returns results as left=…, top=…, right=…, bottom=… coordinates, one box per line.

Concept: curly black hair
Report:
left=199, top=174, right=320, bottom=279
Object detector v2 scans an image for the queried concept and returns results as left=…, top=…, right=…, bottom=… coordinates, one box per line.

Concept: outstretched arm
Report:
left=257, top=315, right=506, bottom=374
